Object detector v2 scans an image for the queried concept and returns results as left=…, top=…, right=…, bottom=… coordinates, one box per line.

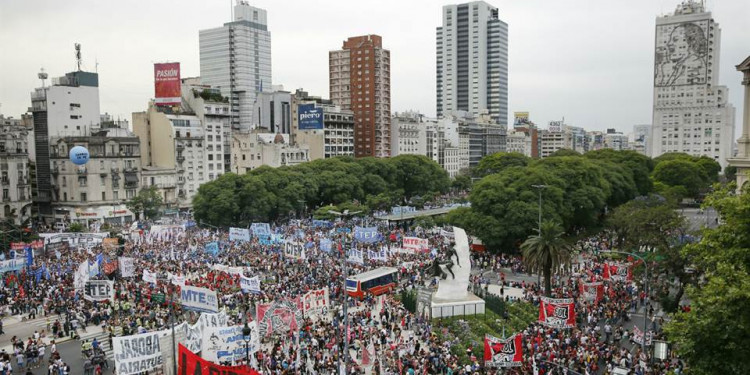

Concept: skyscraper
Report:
left=650, top=0, right=735, bottom=168
left=436, top=1, right=508, bottom=125
left=330, top=35, right=391, bottom=158
left=200, top=0, right=272, bottom=131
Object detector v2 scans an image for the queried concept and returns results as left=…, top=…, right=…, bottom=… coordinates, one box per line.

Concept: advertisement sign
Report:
left=119, top=257, right=135, bottom=278
left=354, top=226, right=380, bottom=243
left=538, top=297, right=576, bottom=329
left=229, top=227, right=250, bottom=242
left=180, top=285, right=219, bottom=313
left=484, top=334, right=523, bottom=367
left=403, top=237, right=429, bottom=252
left=178, top=344, right=259, bottom=375
left=84, top=280, right=114, bottom=302
left=154, top=62, right=181, bottom=106
left=297, top=103, right=324, bottom=130
left=240, top=275, right=261, bottom=293
left=202, top=323, right=259, bottom=363
left=256, top=299, right=303, bottom=337
left=113, top=329, right=170, bottom=375
left=302, top=287, right=330, bottom=318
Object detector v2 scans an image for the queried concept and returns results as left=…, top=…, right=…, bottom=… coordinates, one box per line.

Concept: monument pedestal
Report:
left=430, top=292, right=486, bottom=318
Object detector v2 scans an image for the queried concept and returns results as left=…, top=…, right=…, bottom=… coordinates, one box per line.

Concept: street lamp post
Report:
left=242, top=314, right=252, bottom=369
left=328, top=209, right=360, bottom=375
left=600, top=250, right=650, bottom=352
left=531, top=184, right=547, bottom=286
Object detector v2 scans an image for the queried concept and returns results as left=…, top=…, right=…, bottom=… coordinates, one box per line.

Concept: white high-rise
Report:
left=200, top=1, right=272, bottom=131
left=650, top=0, right=735, bottom=169
left=436, top=1, right=508, bottom=125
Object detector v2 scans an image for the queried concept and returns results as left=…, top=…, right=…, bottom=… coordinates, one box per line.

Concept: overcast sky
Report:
left=1, top=0, right=747, bottom=134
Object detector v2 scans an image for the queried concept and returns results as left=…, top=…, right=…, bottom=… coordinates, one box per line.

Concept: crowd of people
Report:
left=0, top=213, right=685, bottom=374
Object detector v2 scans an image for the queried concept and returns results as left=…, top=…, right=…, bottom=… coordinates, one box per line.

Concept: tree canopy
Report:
left=126, top=186, right=164, bottom=220
left=652, top=153, right=721, bottom=199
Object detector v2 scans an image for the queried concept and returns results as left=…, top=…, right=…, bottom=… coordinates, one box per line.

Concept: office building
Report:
left=199, top=0, right=272, bottom=131
left=513, top=112, right=539, bottom=158
left=181, top=77, right=232, bottom=172
left=391, top=112, right=427, bottom=156
left=330, top=35, right=391, bottom=157
left=291, top=89, right=355, bottom=160
left=437, top=1, right=508, bottom=125
left=603, top=129, right=630, bottom=151
left=632, top=124, right=652, bottom=156
left=650, top=0, right=735, bottom=168
left=505, top=129, right=532, bottom=157
left=231, top=132, right=310, bottom=173
left=0, top=115, right=32, bottom=225
left=252, top=86, right=292, bottom=134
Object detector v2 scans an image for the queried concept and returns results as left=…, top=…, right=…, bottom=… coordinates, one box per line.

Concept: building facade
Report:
left=48, top=129, right=140, bottom=225
left=650, top=0, right=735, bottom=169
left=199, top=0, right=272, bottom=131
left=632, top=124, right=652, bottom=156
left=330, top=35, right=391, bottom=157
left=391, top=112, right=427, bottom=156
left=0, top=115, right=32, bottom=224
left=505, top=129, right=532, bottom=157
left=252, top=86, right=292, bottom=134
left=437, top=1, right=508, bottom=125
left=231, top=132, right=310, bottom=173
left=603, top=129, right=630, bottom=151
left=291, top=89, right=355, bottom=160
left=182, top=77, right=232, bottom=172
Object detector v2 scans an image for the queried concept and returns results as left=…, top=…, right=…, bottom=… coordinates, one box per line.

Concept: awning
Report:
left=124, top=173, right=138, bottom=183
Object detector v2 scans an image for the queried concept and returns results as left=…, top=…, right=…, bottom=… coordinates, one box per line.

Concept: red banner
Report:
left=538, top=297, right=576, bottom=328
left=256, top=298, right=303, bottom=337
left=603, top=263, right=632, bottom=282
left=10, top=240, right=43, bottom=250
left=178, top=344, right=259, bottom=375
left=154, top=62, right=181, bottom=106
left=579, top=281, right=604, bottom=302
left=103, top=261, right=119, bottom=275
left=484, top=333, right=523, bottom=367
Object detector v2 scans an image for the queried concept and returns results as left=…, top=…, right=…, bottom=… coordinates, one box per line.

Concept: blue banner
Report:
left=336, top=227, right=351, bottom=234
left=206, top=242, right=219, bottom=255
left=319, top=238, right=332, bottom=252
left=0, top=259, right=25, bottom=274
left=354, top=226, right=380, bottom=243
left=312, top=220, right=332, bottom=228
left=251, top=223, right=272, bottom=237
left=298, top=103, right=324, bottom=130
left=25, top=246, right=33, bottom=267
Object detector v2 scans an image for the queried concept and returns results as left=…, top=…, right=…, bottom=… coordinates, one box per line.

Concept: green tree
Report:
left=126, top=186, right=164, bottom=220
left=585, top=149, right=654, bottom=195
left=606, top=194, right=685, bottom=252
left=451, top=174, right=473, bottom=191
left=390, top=155, right=449, bottom=201
left=68, top=222, right=86, bottom=232
left=652, top=159, right=708, bottom=197
left=473, top=152, right=529, bottom=178
left=520, top=220, right=572, bottom=296
left=663, top=184, right=750, bottom=374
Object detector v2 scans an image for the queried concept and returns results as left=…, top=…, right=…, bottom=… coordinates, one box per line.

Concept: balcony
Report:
left=0, top=177, right=8, bottom=185
left=76, top=167, right=87, bottom=175
left=176, top=156, right=185, bottom=163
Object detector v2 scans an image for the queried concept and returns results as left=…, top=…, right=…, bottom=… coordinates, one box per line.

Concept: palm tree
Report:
left=521, top=220, right=572, bottom=297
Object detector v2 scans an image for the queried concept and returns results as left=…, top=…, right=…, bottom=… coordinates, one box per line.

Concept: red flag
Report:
left=484, top=334, right=523, bottom=367
left=538, top=297, right=575, bottom=328
left=19, top=285, right=25, bottom=298
left=579, top=281, right=604, bottom=302
left=178, top=344, right=259, bottom=375
left=361, top=341, right=371, bottom=366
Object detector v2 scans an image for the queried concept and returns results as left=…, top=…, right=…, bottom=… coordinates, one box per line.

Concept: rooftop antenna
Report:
left=75, top=43, right=82, bottom=71
left=38, top=68, right=48, bottom=88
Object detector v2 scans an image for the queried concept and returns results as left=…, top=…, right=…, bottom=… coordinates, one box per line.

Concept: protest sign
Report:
left=180, top=285, right=219, bottom=313
left=176, top=311, right=228, bottom=353
left=113, top=329, right=170, bottom=375
left=169, top=273, right=185, bottom=287
left=201, top=323, right=259, bottom=363
left=256, top=299, right=303, bottom=337
left=205, top=242, right=219, bottom=255
left=347, top=248, right=364, bottom=265
left=142, top=269, right=158, bottom=284
left=84, top=280, right=114, bottom=302
left=484, top=334, right=523, bottom=368
left=354, top=226, right=380, bottom=243
left=229, top=227, right=250, bottom=242
left=284, top=240, right=306, bottom=259
left=0, top=258, right=25, bottom=275
left=403, top=237, right=429, bottom=252
left=119, top=257, right=135, bottom=277
left=319, top=238, right=332, bottom=252
left=539, top=297, right=576, bottom=329
left=251, top=223, right=271, bottom=237
left=240, top=275, right=261, bottom=293
left=302, top=287, right=330, bottom=318
left=177, top=344, right=259, bottom=375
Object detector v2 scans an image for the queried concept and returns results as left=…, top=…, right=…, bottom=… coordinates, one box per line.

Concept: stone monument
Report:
left=429, top=227, right=485, bottom=318
left=728, top=56, right=750, bottom=193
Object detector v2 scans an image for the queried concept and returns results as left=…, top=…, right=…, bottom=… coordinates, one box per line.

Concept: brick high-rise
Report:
left=330, top=35, right=391, bottom=157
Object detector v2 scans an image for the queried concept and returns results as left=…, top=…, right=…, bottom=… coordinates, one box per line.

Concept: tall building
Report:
left=650, top=0, right=735, bottom=169
left=632, top=124, right=652, bottom=156
left=0, top=115, right=32, bottom=225
left=391, top=112, right=427, bottom=156
left=291, top=89, right=355, bottom=160
left=329, top=35, right=391, bottom=157
left=181, top=77, right=232, bottom=172
left=436, top=1, right=508, bottom=125
left=200, top=0, right=272, bottom=131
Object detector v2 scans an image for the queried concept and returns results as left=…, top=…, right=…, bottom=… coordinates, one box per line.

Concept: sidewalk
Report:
left=0, top=314, right=101, bottom=353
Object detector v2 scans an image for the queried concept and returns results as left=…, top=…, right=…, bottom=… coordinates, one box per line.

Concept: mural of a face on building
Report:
left=655, top=21, right=708, bottom=86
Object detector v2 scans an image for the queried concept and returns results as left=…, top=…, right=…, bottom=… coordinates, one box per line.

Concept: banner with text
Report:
left=176, top=311, right=228, bottom=354
left=580, top=281, right=604, bottom=302
left=119, top=257, right=135, bottom=278
left=229, top=227, right=250, bottom=242
left=354, top=226, right=380, bottom=244
left=302, top=287, right=330, bottom=318
left=180, top=285, right=219, bottom=313
left=142, top=269, right=157, bottom=284
left=484, top=333, right=523, bottom=368
left=538, top=297, right=576, bottom=329
left=257, top=299, right=303, bottom=337
left=347, top=248, right=364, bottom=265
left=240, top=275, right=261, bottom=293
left=251, top=223, right=272, bottom=237
left=202, top=323, right=259, bottom=363
left=84, top=280, right=114, bottom=302
left=114, top=329, right=170, bottom=375
left=403, top=237, right=429, bottom=252
left=178, top=344, right=259, bottom=375
left=284, top=240, right=306, bottom=259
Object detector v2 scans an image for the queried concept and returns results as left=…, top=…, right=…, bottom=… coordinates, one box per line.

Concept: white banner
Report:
left=347, top=248, right=364, bottom=265
left=229, top=227, right=250, bottom=242
left=202, top=323, right=259, bottom=363
left=240, top=275, right=261, bottom=293
left=169, top=273, right=185, bottom=287
left=74, top=260, right=90, bottom=290
left=176, top=311, right=228, bottom=353
left=633, top=326, right=653, bottom=346
left=119, top=257, right=135, bottom=278
left=113, top=329, right=170, bottom=375
left=210, top=264, right=245, bottom=276
left=40, top=232, right=108, bottom=248
left=403, top=237, right=429, bottom=252
left=142, top=269, right=157, bottom=284
left=440, top=228, right=454, bottom=239
left=302, top=287, right=330, bottom=318
left=368, top=248, right=388, bottom=262
left=180, top=285, right=219, bottom=313
left=84, top=280, right=114, bottom=302
left=284, top=240, right=306, bottom=259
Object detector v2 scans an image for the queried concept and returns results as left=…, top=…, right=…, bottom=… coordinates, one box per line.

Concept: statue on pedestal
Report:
left=432, top=227, right=471, bottom=300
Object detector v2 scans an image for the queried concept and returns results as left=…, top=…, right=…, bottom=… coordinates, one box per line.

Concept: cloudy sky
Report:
left=1, top=0, right=747, bottom=134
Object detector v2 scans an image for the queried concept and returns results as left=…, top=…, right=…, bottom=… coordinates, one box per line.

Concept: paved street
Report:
left=681, top=207, right=718, bottom=231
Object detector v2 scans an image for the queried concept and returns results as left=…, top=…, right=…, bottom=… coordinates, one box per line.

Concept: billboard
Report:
left=154, top=62, right=181, bottom=105
left=298, top=103, right=324, bottom=130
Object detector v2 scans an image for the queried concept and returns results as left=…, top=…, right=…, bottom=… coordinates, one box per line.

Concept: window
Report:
left=102, top=192, right=106, bottom=201
left=81, top=192, right=87, bottom=202
left=113, top=191, right=118, bottom=200
left=63, top=192, right=67, bottom=201
left=126, top=189, right=135, bottom=199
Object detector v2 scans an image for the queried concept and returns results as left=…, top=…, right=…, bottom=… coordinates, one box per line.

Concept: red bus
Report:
left=346, top=267, right=398, bottom=299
